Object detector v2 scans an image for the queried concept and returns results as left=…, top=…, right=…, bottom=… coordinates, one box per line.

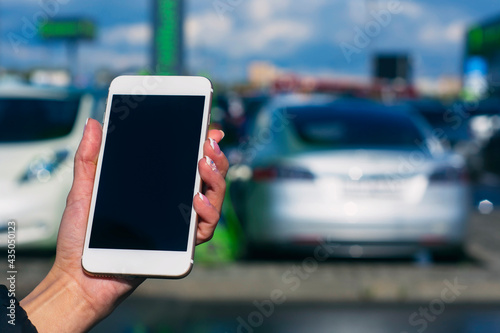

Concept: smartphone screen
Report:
left=88, top=94, right=205, bottom=251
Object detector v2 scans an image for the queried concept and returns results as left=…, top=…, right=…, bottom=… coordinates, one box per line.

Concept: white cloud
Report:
left=236, top=19, right=312, bottom=56
left=101, top=23, right=151, bottom=47
left=79, top=48, right=148, bottom=70
left=247, top=0, right=290, bottom=21
left=187, top=9, right=313, bottom=59
left=419, top=20, right=465, bottom=45
left=186, top=11, right=233, bottom=49
left=348, top=0, right=367, bottom=25
left=399, top=1, right=424, bottom=19
left=445, top=21, right=466, bottom=43
left=348, top=0, right=424, bottom=22
left=0, top=39, right=148, bottom=73
left=0, top=41, right=56, bottom=63
left=248, top=0, right=273, bottom=21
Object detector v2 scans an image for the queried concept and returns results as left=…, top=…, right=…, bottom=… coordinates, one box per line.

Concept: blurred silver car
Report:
left=0, top=83, right=96, bottom=249
left=236, top=94, right=470, bottom=258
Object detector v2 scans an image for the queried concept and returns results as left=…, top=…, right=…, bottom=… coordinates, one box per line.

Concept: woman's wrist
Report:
left=20, top=268, right=101, bottom=333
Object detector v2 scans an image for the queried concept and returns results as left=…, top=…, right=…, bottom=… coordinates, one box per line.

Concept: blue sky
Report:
left=0, top=0, right=499, bottom=86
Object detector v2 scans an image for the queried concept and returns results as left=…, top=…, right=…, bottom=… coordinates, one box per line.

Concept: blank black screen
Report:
left=89, top=95, right=205, bottom=251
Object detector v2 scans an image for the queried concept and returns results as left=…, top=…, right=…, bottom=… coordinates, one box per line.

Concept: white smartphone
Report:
left=82, top=75, right=213, bottom=278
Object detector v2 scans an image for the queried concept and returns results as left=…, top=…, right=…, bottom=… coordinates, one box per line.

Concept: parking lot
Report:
left=3, top=1, right=500, bottom=332
left=4, top=211, right=500, bottom=332
left=5, top=211, right=500, bottom=302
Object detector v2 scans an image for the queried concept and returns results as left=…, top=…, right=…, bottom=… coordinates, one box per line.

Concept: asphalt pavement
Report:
left=9, top=211, right=500, bottom=303
left=3, top=209, right=500, bottom=333
left=93, top=300, right=500, bottom=333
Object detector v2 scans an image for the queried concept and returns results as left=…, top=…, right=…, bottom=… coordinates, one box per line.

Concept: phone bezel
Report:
left=81, top=75, right=213, bottom=278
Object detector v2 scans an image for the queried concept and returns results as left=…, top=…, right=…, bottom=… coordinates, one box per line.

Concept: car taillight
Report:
left=252, top=165, right=315, bottom=181
left=429, top=167, right=468, bottom=183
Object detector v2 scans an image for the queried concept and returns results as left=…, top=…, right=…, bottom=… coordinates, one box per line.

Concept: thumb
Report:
left=65, top=118, right=102, bottom=209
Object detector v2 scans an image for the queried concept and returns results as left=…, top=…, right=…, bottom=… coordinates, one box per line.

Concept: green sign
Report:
left=153, top=0, right=183, bottom=75
left=40, top=20, right=96, bottom=40
left=467, top=22, right=500, bottom=56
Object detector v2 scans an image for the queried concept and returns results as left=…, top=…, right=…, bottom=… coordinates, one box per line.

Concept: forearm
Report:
left=20, top=269, right=100, bottom=333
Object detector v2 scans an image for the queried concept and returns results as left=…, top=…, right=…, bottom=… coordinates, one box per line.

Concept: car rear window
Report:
left=289, top=105, right=426, bottom=148
left=0, top=97, right=80, bottom=142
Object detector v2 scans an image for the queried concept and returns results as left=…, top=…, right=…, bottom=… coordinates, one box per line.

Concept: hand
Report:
left=20, top=119, right=229, bottom=332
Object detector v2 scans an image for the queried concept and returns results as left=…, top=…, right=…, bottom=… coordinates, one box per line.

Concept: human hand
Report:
left=20, top=118, right=229, bottom=332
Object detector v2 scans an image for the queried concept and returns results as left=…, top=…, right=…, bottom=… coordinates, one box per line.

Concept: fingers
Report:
left=193, top=193, right=219, bottom=244
left=205, top=131, right=229, bottom=178
left=65, top=119, right=102, bottom=209
left=194, top=130, right=229, bottom=245
left=195, top=156, right=226, bottom=244
left=207, top=129, right=225, bottom=144
left=198, top=154, right=226, bottom=213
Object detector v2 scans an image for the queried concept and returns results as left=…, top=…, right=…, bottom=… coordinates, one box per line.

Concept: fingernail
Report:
left=198, top=192, right=211, bottom=206
left=219, top=130, right=225, bottom=139
left=83, top=118, right=89, bottom=135
left=209, top=137, right=221, bottom=155
left=205, top=156, right=218, bottom=172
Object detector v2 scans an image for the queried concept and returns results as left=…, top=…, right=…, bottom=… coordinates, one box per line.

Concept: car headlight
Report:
left=19, top=149, right=70, bottom=184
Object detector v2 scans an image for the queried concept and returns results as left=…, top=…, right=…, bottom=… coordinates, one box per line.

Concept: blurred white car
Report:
left=0, top=83, right=95, bottom=249
left=236, top=94, right=471, bottom=258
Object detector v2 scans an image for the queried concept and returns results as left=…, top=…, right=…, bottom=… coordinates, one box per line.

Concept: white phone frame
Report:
left=82, top=75, right=213, bottom=278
